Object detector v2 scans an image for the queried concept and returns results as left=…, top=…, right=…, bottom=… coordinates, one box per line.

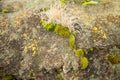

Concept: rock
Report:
left=0, top=0, right=120, bottom=80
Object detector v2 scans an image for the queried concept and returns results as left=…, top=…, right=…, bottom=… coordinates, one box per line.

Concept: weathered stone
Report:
left=0, top=0, right=120, bottom=80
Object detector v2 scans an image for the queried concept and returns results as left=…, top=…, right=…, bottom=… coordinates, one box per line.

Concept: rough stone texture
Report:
left=0, top=0, right=120, bottom=80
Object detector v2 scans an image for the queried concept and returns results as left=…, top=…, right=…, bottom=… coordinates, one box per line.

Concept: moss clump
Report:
left=75, top=48, right=89, bottom=69
left=68, top=32, right=76, bottom=49
left=45, top=23, right=56, bottom=31
left=75, top=49, right=84, bottom=57
left=40, top=20, right=56, bottom=31
left=54, top=24, right=70, bottom=37
left=81, top=57, right=89, bottom=70
left=41, top=20, right=70, bottom=37
left=107, top=54, right=119, bottom=64
left=29, top=71, right=34, bottom=77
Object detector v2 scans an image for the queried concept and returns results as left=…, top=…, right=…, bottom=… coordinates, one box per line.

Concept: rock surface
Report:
left=0, top=0, right=120, bottom=80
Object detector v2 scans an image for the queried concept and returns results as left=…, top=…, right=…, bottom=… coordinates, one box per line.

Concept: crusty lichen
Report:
left=23, top=39, right=38, bottom=56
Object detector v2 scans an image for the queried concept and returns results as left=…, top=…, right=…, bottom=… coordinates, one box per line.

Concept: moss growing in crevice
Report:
left=40, top=20, right=89, bottom=70
left=40, top=20, right=70, bottom=37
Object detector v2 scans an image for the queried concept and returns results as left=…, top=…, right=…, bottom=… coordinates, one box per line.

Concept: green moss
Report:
left=68, top=32, right=76, bottom=49
left=54, top=24, right=70, bottom=37
left=40, top=20, right=56, bottom=31
left=41, top=20, right=70, bottom=36
left=75, top=49, right=84, bottom=57
left=45, top=23, right=56, bottom=31
left=40, top=20, right=48, bottom=27
left=107, top=54, right=119, bottom=64
left=75, top=48, right=89, bottom=69
left=81, top=57, right=89, bottom=69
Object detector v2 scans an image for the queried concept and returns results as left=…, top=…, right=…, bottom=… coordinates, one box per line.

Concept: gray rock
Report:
left=0, top=0, right=120, bottom=80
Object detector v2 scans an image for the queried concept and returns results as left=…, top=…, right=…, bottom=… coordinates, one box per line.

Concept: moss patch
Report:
left=107, top=54, right=119, bottom=64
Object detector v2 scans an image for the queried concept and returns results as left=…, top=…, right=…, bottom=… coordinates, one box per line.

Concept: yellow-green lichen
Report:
left=23, top=39, right=38, bottom=56
left=91, top=26, right=107, bottom=39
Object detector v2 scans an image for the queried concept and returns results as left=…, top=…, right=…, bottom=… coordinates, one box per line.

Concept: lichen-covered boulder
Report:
left=0, top=0, right=120, bottom=80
